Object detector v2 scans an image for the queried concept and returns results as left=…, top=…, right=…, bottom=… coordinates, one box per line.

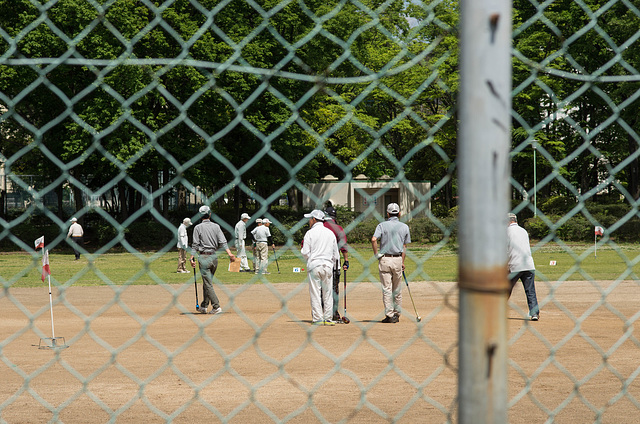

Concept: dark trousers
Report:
left=509, top=270, right=539, bottom=316
left=71, top=236, right=83, bottom=259
left=198, top=254, right=220, bottom=310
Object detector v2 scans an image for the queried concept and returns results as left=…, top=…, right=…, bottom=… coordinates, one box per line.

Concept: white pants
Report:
left=308, top=264, right=334, bottom=322
left=236, top=240, right=250, bottom=270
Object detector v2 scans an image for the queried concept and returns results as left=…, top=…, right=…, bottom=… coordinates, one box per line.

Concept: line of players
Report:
left=177, top=205, right=539, bottom=324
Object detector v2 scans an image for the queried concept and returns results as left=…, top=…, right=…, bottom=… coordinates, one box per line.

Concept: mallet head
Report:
left=417, top=316, right=421, bottom=322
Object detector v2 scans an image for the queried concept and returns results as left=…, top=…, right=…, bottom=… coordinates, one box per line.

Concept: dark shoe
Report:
left=333, top=315, right=341, bottom=322
left=381, top=315, right=399, bottom=323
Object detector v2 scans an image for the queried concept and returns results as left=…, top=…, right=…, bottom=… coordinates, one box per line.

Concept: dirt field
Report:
left=1, top=279, right=639, bottom=423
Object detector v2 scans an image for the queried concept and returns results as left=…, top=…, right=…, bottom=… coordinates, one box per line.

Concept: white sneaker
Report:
left=209, top=307, right=222, bottom=315
left=199, top=307, right=208, bottom=314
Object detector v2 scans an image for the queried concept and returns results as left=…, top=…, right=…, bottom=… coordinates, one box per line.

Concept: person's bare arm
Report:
left=226, top=248, right=236, bottom=261
left=371, top=236, right=378, bottom=257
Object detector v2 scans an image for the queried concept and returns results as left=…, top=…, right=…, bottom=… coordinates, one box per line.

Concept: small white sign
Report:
left=549, top=260, right=557, bottom=266
left=293, top=267, right=305, bottom=273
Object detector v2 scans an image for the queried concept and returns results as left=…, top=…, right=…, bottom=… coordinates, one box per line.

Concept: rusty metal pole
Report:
left=457, top=0, right=512, bottom=422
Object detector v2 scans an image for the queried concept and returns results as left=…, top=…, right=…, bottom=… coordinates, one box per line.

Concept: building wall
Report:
left=303, top=177, right=431, bottom=220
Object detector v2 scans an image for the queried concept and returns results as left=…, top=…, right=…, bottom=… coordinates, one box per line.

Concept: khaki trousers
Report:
left=378, top=256, right=403, bottom=318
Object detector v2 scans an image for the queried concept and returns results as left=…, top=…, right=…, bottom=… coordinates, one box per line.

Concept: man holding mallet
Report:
left=252, top=218, right=274, bottom=274
left=371, top=203, right=411, bottom=323
left=322, top=206, right=349, bottom=322
left=190, top=205, right=235, bottom=314
left=301, top=209, right=340, bottom=325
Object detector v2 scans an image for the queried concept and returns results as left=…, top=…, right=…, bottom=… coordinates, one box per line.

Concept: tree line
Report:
left=0, top=0, right=637, bottom=225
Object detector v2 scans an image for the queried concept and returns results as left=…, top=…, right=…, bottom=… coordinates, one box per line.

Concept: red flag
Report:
left=595, top=226, right=604, bottom=236
left=42, top=250, right=51, bottom=281
left=34, top=236, right=44, bottom=250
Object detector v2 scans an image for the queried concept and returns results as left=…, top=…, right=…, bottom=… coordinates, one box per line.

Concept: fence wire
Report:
left=1, top=0, right=639, bottom=422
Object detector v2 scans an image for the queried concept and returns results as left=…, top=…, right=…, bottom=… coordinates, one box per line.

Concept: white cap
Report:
left=199, top=205, right=211, bottom=215
left=387, top=203, right=400, bottom=214
left=241, top=213, right=250, bottom=220
left=304, top=210, right=325, bottom=221
left=183, top=218, right=192, bottom=226
left=71, top=217, right=77, bottom=222
left=256, top=218, right=263, bottom=224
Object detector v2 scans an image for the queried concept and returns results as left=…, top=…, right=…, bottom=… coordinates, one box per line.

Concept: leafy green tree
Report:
left=512, top=0, right=640, bottom=204
left=1, top=0, right=464, bottom=222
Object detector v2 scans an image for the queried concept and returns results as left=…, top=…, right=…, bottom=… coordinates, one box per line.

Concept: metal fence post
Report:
left=457, top=0, right=512, bottom=422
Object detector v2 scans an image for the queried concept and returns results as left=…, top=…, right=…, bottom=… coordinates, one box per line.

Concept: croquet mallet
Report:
left=342, top=268, right=350, bottom=324
left=272, top=246, right=281, bottom=273
left=402, top=270, right=421, bottom=322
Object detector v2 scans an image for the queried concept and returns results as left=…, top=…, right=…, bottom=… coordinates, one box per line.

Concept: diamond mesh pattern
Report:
left=1, top=0, right=640, bottom=422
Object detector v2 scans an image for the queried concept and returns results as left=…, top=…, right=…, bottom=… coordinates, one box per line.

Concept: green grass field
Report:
left=1, top=243, right=639, bottom=288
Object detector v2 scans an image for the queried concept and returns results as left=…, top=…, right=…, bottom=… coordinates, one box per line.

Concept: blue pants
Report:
left=70, top=236, right=83, bottom=260
left=509, top=270, right=539, bottom=316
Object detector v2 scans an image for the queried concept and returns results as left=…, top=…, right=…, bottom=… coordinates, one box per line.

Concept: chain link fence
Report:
left=1, top=0, right=639, bottom=422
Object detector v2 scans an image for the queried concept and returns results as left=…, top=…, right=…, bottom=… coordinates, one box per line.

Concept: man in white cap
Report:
left=176, top=217, right=192, bottom=273
left=371, top=203, right=411, bottom=323
left=251, top=218, right=273, bottom=274
left=251, top=218, right=263, bottom=272
left=301, top=209, right=340, bottom=325
left=66, top=217, right=84, bottom=260
left=235, top=213, right=252, bottom=272
left=263, top=218, right=277, bottom=267
left=190, top=205, right=236, bottom=314
left=507, top=213, right=539, bottom=320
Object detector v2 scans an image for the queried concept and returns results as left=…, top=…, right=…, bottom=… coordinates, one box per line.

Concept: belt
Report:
left=384, top=254, right=402, bottom=257
left=199, top=252, right=215, bottom=255
left=257, top=241, right=267, bottom=243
